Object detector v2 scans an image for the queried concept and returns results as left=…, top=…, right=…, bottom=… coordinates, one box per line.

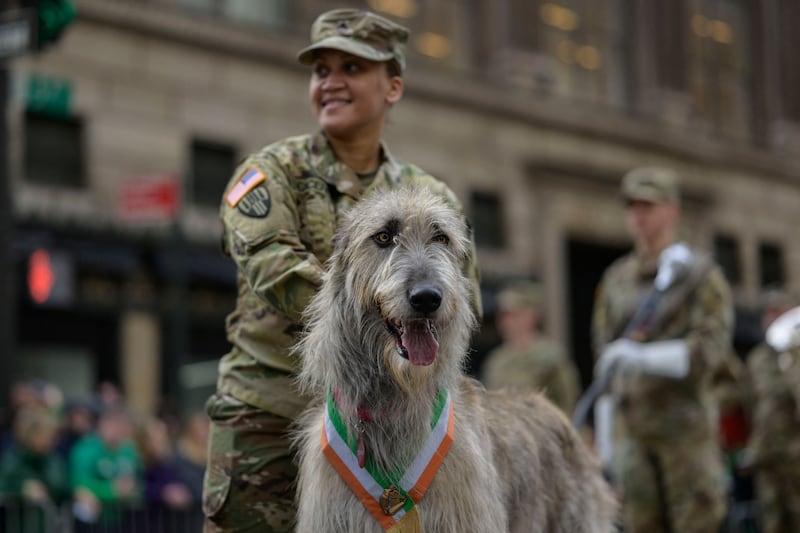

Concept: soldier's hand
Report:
left=655, top=242, right=693, bottom=290
left=597, top=338, right=690, bottom=379
left=595, top=338, right=642, bottom=379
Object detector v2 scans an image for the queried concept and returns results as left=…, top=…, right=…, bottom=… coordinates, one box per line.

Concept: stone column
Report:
left=120, top=310, right=160, bottom=417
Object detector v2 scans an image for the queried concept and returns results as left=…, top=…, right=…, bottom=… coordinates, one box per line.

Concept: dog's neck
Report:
left=330, top=388, right=390, bottom=423
left=328, top=383, right=449, bottom=474
left=331, top=377, right=441, bottom=425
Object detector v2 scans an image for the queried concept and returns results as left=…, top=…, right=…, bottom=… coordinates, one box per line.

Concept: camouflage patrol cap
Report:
left=496, top=281, right=543, bottom=311
left=297, top=9, right=410, bottom=72
left=621, top=166, right=681, bottom=204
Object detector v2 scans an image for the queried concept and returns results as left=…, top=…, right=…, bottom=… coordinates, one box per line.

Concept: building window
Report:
left=492, top=1, right=622, bottom=105
left=759, top=242, right=785, bottom=287
left=777, top=0, right=800, bottom=121
left=189, top=139, right=237, bottom=208
left=177, top=0, right=289, bottom=27
left=470, top=191, right=505, bottom=249
left=653, top=0, right=687, bottom=90
left=686, top=0, right=752, bottom=137
left=368, top=0, right=461, bottom=67
left=713, top=233, right=741, bottom=285
left=24, top=110, right=84, bottom=188
left=508, top=0, right=543, bottom=52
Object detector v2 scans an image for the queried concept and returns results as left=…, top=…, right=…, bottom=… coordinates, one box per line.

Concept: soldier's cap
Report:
left=297, top=9, right=410, bottom=73
left=496, top=281, right=543, bottom=311
left=621, top=166, right=681, bottom=204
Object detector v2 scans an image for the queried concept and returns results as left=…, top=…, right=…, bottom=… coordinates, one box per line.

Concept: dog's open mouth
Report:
left=386, top=318, right=439, bottom=366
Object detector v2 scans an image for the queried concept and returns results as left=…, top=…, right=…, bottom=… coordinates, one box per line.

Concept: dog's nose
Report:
left=409, top=285, right=442, bottom=313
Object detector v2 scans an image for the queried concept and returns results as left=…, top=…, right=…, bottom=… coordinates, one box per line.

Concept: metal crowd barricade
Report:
left=0, top=497, right=205, bottom=533
left=0, top=496, right=70, bottom=533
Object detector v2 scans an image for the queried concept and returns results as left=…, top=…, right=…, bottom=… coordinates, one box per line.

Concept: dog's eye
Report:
left=373, top=231, right=393, bottom=247
left=432, top=233, right=449, bottom=246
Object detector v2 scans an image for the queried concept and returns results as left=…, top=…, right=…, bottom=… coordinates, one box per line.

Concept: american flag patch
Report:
left=225, top=167, right=267, bottom=207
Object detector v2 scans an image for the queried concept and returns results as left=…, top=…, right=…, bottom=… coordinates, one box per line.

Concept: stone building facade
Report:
left=9, top=0, right=800, bottom=413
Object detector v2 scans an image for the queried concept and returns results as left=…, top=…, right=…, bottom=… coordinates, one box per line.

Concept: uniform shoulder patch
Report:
left=237, top=186, right=271, bottom=218
left=226, top=167, right=267, bottom=207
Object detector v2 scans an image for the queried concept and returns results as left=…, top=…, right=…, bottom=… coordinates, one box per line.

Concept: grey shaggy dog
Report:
left=294, top=187, right=617, bottom=532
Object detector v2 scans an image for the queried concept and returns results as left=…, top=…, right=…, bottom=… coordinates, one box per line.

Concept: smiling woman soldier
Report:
left=202, top=8, right=482, bottom=533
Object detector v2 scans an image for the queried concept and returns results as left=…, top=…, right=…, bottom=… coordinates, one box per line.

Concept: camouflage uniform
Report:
left=481, top=283, right=579, bottom=412
left=592, top=168, right=733, bottom=533
left=203, top=130, right=482, bottom=532
left=785, top=347, right=800, bottom=408
left=747, top=342, right=800, bottom=533
left=481, top=338, right=579, bottom=413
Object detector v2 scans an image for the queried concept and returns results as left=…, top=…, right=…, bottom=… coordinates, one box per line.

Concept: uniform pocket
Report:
left=202, top=394, right=236, bottom=518
left=202, top=451, right=231, bottom=518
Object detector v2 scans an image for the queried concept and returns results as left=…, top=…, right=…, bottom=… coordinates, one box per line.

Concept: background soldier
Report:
left=592, top=167, right=733, bottom=532
left=746, top=288, right=800, bottom=533
left=202, top=8, right=481, bottom=532
left=480, top=281, right=579, bottom=414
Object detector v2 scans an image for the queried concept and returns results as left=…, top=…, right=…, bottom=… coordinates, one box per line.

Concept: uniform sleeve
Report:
left=221, top=157, right=325, bottom=323
left=552, top=356, right=581, bottom=413
left=539, top=342, right=580, bottom=413
left=784, top=347, right=800, bottom=407
left=685, top=266, right=734, bottom=381
left=590, top=275, right=612, bottom=362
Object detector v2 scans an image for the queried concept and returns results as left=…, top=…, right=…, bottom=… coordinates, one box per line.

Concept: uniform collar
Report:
left=632, top=241, right=679, bottom=277
left=310, top=131, right=402, bottom=200
left=634, top=254, right=659, bottom=277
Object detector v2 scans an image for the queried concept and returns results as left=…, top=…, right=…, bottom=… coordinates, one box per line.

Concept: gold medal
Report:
left=387, top=505, right=422, bottom=533
left=380, top=485, right=407, bottom=516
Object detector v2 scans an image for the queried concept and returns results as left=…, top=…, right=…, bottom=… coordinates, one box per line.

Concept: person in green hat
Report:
left=591, top=166, right=734, bottom=532
left=202, top=8, right=482, bottom=532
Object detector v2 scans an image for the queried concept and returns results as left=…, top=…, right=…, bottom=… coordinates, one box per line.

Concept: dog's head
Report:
left=300, top=186, right=476, bottom=393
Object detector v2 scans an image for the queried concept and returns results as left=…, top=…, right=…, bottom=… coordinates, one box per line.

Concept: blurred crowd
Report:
left=0, top=379, right=208, bottom=531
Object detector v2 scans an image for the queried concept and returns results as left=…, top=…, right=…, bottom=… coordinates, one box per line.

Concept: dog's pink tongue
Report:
left=401, top=321, right=438, bottom=366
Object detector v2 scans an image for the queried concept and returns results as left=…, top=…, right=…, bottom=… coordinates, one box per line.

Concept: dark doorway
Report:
left=566, top=238, right=628, bottom=391
left=17, top=304, right=119, bottom=398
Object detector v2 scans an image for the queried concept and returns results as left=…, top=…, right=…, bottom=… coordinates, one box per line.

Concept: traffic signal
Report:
left=23, top=0, right=76, bottom=50
left=27, top=248, right=75, bottom=306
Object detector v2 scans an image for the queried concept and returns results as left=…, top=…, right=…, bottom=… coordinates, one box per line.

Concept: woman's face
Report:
left=309, top=49, right=403, bottom=140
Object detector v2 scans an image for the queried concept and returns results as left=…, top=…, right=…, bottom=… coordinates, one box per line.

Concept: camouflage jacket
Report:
left=746, top=342, right=800, bottom=469
left=591, top=249, right=734, bottom=440
left=480, top=336, right=579, bottom=413
left=217, top=132, right=482, bottom=419
left=783, top=347, right=800, bottom=409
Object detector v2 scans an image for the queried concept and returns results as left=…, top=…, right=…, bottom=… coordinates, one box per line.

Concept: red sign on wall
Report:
left=118, top=176, right=180, bottom=222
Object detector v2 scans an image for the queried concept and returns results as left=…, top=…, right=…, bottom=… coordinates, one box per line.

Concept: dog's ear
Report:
left=460, top=216, right=476, bottom=260
left=331, top=226, right=349, bottom=256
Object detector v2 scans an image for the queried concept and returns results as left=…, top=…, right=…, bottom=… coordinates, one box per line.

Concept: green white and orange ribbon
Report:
left=321, top=388, right=454, bottom=530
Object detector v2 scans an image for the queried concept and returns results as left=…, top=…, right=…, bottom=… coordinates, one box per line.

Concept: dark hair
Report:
left=387, top=60, right=402, bottom=78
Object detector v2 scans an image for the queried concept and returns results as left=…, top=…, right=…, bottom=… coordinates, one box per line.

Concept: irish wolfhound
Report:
left=294, top=187, right=617, bottom=532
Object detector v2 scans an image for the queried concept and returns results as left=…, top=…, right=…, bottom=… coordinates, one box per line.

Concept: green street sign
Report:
left=26, top=74, right=71, bottom=117
left=36, top=0, right=77, bottom=49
